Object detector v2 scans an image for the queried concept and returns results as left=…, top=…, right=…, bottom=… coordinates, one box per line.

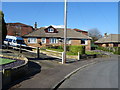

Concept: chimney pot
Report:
left=104, top=33, right=107, bottom=37
left=34, top=22, right=37, bottom=29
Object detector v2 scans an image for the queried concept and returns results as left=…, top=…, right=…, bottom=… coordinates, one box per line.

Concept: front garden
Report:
left=0, top=58, right=16, bottom=65
left=45, top=45, right=101, bottom=55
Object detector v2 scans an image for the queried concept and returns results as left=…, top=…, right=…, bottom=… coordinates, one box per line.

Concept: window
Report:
left=28, top=38, right=37, bottom=43
left=4, top=38, right=8, bottom=41
left=16, top=40, right=25, bottom=44
left=66, top=38, right=71, bottom=44
left=41, top=38, right=46, bottom=43
left=49, top=38, right=58, bottom=43
left=85, top=40, right=88, bottom=45
left=48, top=28, right=54, bottom=32
left=81, top=39, right=88, bottom=45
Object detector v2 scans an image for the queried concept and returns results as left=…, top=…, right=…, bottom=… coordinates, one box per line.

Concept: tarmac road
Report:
left=59, top=55, right=118, bottom=88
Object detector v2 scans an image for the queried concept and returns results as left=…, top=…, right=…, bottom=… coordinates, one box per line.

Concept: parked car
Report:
left=4, top=35, right=26, bottom=47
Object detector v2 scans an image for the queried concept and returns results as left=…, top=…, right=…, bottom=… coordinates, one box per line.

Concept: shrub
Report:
left=97, top=46, right=120, bottom=55
left=113, top=47, right=120, bottom=55
left=69, top=45, right=85, bottom=55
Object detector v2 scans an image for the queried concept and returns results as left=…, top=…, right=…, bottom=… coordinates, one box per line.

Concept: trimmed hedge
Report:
left=97, top=46, right=120, bottom=55
left=47, top=45, right=86, bottom=55
left=69, top=45, right=85, bottom=55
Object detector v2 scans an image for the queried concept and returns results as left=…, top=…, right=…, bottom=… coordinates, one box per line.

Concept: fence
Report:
left=42, top=49, right=82, bottom=61
left=6, top=44, right=40, bottom=58
left=6, top=44, right=86, bottom=64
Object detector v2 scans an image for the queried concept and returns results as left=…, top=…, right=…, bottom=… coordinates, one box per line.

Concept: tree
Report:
left=0, top=10, right=7, bottom=44
left=88, top=28, right=102, bottom=42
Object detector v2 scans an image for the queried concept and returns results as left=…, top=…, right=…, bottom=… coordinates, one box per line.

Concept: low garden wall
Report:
left=0, top=54, right=28, bottom=88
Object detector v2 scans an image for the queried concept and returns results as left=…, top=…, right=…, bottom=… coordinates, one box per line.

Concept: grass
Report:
left=0, top=58, right=16, bottom=65
left=46, top=48, right=63, bottom=52
left=46, top=48, right=101, bottom=55
left=85, top=51, right=101, bottom=55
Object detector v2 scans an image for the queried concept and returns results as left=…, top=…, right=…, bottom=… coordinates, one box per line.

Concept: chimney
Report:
left=34, top=22, right=37, bottom=29
left=104, top=33, right=107, bottom=37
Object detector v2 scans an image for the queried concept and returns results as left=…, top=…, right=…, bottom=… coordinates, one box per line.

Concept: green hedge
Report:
left=47, top=45, right=86, bottom=55
left=113, top=47, right=120, bottom=55
left=97, top=46, right=120, bottom=55
left=69, top=45, right=85, bottom=55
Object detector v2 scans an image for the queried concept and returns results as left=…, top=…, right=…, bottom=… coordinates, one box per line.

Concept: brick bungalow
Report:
left=6, top=23, right=35, bottom=36
left=95, top=33, right=120, bottom=47
left=23, top=26, right=92, bottom=50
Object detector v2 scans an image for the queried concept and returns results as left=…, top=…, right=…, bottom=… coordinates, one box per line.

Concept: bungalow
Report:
left=23, top=26, right=92, bottom=50
left=95, top=33, right=120, bottom=47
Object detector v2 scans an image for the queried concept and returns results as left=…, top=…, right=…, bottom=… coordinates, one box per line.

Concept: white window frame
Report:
left=28, top=38, right=37, bottom=43
left=48, top=28, right=54, bottom=32
left=41, top=38, right=46, bottom=44
left=85, top=40, right=88, bottom=45
left=49, top=38, right=58, bottom=44
left=66, top=38, right=71, bottom=44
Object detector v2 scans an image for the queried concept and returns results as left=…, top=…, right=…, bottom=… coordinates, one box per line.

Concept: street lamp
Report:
left=62, top=0, right=67, bottom=64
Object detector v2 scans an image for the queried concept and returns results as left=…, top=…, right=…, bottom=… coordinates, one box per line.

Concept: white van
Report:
left=4, top=35, right=26, bottom=47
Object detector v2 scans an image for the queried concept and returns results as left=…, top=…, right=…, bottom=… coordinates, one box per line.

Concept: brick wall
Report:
left=23, top=38, right=91, bottom=50
left=85, top=40, right=91, bottom=50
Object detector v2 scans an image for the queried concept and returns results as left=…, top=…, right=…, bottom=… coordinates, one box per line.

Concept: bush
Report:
left=97, top=46, right=120, bottom=55
left=113, top=47, right=120, bottom=55
left=69, top=45, right=85, bottom=55
left=57, top=46, right=63, bottom=49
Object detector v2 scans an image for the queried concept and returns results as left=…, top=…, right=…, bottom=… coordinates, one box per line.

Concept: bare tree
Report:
left=88, top=28, right=102, bottom=42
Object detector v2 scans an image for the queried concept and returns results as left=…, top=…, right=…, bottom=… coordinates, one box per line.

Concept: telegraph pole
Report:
left=62, top=0, right=67, bottom=64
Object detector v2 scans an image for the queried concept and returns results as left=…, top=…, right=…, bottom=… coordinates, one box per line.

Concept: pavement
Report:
left=2, top=49, right=114, bottom=89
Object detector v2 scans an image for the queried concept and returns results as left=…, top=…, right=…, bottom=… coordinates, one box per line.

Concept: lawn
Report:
left=0, top=58, right=16, bottom=65
left=46, top=48, right=101, bottom=55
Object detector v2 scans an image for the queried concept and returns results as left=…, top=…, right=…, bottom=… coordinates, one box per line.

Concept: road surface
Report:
left=59, top=55, right=118, bottom=88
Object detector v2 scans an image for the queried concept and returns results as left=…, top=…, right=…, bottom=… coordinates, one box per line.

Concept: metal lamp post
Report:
left=62, top=0, right=67, bottom=64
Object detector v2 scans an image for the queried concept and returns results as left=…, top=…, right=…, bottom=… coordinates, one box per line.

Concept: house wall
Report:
left=71, top=39, right=81, bottom=45
left=23, top=38, right=91, bottom=50
left=108, top=44, right=114, bottom=47
left=102, top=44, right=107, bottom=47
left=85, top=40, right=91, bottom=50
left=118, top=44, right=120, bottom=47
left=24, top=38, right=42, bottom=48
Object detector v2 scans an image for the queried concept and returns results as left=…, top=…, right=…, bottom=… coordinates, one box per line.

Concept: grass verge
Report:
left=0, top=58, right=16, bottom=65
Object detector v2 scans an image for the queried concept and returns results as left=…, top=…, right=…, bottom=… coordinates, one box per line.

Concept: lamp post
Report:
left=62, top=0, right=67, bottom=64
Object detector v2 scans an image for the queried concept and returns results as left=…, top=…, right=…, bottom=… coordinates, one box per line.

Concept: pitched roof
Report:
left=95, top=34, right=120, bottom=43
left=6, top=23, right=34, bottom=36
left=23, top=27, right=91, bottom=39
left=6, top=23, right=32, bottom=27
left=73, top=28, right=88, bottom=33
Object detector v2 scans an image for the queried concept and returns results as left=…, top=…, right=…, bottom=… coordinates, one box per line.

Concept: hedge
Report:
left=97, top=46, right=120, bottom=55
left=47, top=45, right=86, bottom=55
left=69, top=45, right=85, bottom=55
